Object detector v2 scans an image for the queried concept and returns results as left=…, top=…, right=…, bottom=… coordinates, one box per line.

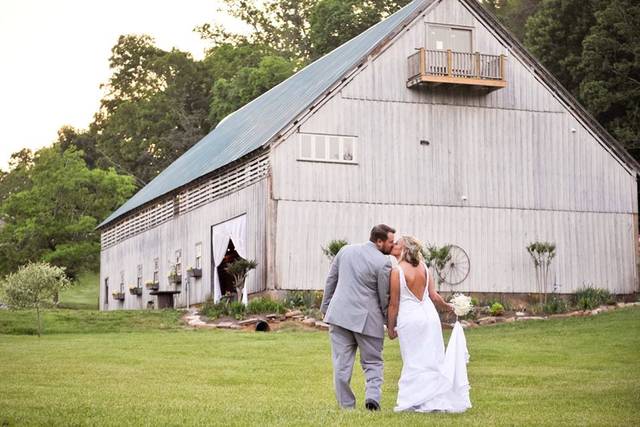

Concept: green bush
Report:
left=543, top=295, right=568, bottom=314
left=246, top=297, right=285, bottom=315
left=322, top=239, right=348, bottom=261
left=574, top=286, right=612, bottom=310
left=284, top=290, right=323, bottom=309
left=490, top=302, right=504, bottom=316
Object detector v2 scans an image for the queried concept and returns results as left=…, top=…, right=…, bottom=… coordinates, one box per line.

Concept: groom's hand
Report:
left=387, top=326, right=397, bottom=340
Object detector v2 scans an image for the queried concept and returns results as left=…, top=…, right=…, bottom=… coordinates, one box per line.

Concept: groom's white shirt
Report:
left=321, top=242, right=392, bottom=339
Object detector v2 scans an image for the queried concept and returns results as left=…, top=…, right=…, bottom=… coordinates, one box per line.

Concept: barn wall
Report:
left=99, top=179, right=268, bottom=311
left=270, top=0, right=637, bottom=294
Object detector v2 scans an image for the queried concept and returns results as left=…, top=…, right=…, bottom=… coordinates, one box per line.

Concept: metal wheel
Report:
left=436, top=244, right=470, bottom=286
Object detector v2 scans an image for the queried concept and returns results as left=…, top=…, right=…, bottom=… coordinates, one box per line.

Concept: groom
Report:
left=320, top=224, right=395, bottom=410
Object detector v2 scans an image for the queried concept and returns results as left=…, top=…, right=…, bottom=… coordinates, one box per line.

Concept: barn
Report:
left=97, top=0, right=639, bottom=310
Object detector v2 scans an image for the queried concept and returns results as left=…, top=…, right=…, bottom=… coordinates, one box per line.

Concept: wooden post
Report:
left=446, top=49, right=452, bottom=76
left=419, top=47, right=426, bottom=76
left=499, top=54, right=505, bottom=81
left=475, top=52, right=481, bottom=78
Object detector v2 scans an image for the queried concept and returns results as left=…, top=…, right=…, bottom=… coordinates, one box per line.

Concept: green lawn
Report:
left=58, top=271, right=100, bottom=310
left=0, top=308, right=638, bottom=426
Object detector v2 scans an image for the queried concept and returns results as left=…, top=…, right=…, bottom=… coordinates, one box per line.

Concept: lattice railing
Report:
left=101, top=153, right=269, bottom=249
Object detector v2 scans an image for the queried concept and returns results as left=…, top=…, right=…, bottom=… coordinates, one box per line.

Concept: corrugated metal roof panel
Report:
left=99, top=0, right=428, bottom=228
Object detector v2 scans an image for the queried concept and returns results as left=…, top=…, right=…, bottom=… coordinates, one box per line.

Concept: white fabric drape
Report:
left=211, top=215, right=248, bottom=304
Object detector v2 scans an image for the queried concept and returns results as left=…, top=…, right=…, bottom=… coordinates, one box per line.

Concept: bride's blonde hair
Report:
left=398, top=236, right=425, bottom=267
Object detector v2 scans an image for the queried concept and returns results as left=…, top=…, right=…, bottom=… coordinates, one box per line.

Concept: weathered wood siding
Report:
left=270, top=0, right=638, bottom=294
left=99, top=179, right=268, bottom=311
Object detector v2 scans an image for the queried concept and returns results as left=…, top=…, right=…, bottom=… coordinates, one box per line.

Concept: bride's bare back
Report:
left=399, top=261, right=428, bottom=301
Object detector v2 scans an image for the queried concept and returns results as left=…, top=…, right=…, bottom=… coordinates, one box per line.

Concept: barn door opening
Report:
left=217, top=240, right=241, bottom=299
left=211, top=214, right=247, bottom=303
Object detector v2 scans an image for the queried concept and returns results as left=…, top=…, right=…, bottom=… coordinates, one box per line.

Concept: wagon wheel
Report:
left=436, top=245, right=470, bottom=286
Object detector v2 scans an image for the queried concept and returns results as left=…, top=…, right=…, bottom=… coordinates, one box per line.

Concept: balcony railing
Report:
left=407, top=48, right=506, bottom=90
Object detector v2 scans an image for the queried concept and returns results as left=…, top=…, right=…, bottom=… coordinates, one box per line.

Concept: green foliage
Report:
left=200, top=297, right=247, bottom=320
left=481, top=0, right=541, bottom=41
left=247, top=297, right=286, bottom=315
left=574, top=286, right=612, bottom=310
left=0, top=148, right=135, bottom=278
left=423, top=244, right=451, bottom=271
left=490, top=302, right=505, bottom=316
left=57, top=271, right=99, bottom=310
left=0, top=262, right=71, bottom=336
left=543, top=295, right=568, bottom=314
left=578, top=0, right=640, bottom=157
left=284, top=290, right=323, bottom=309
left=321, top=239, right=348, bottom=261
left=225, top=260, right=258, bottom=302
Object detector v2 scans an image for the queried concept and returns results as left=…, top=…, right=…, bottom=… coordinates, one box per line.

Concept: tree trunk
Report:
left=36, top=305, right=42, bottom=338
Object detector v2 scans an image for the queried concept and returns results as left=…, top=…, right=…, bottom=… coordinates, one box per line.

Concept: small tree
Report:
left=423, top=244, right=451, bottom=289
left=225, top=259, right=258, bottom=302
left=0, top=262, right=70, bottom=336
left=322, top=239, right=348, bottom=261
left=527, top=242, right=556, bottom=304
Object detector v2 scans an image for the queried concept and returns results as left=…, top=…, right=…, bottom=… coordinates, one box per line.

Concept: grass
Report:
left=0, top=308, right=638, bottom=426
left=58, top=271, right=100, bottom=310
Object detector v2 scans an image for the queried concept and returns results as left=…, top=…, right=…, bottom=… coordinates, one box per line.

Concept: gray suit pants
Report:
left=329, top=324, right=384, bottom=408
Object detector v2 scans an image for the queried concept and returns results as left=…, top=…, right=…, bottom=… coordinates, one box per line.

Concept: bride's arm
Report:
left=387, top=268, right=400, bottom=340
left=426, top=266, right=454, bottom=313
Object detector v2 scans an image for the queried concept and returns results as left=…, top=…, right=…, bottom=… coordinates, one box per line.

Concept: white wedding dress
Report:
left=394, top=262, right=472, bottom=413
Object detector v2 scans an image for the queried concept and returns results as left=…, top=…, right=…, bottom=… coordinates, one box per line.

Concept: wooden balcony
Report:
left=407, top=48, right=506, bottom=90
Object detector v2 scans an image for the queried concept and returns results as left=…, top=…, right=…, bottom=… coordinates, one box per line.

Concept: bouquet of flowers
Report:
left=450, top=293, right=474, bottom=317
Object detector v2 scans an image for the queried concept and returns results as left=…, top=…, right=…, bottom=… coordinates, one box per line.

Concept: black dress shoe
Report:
left=365, top=399, right=380, bottom=411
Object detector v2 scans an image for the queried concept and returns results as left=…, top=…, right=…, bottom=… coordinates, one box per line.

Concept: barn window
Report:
left=137, top=264, right=143, bottom=287
left=195, top=242, right=202, bottom=269
left=153, top=258, right=159, bottom=283
left=299, top=133, right=358, bottom=164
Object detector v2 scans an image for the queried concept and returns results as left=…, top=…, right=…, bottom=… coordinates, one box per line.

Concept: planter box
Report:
left=145, top=282, right=159, bottom=291
left=187, top=268, right=202, bottom=278
left=129, top=287, right=143, bottom=296
left=112, top=292, right=125, bottom=301
left=168, top=274, right=182, bottom=285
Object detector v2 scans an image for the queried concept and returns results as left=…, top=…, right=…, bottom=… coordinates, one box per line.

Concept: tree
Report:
left=0, top=148, right=135, bottom=278
left=480, top=0, right=542, bottom=41
left=0, top=149, right=34, bottom=205
left=321, top=239, right=348, bottom=261
left=225, top=259, right=258, bottom=302
left=578, top=0, right=640, bottom=159
left=525, top=0, right=597, bottom=95
left=0, top=262, right=71, bottom=336
left=93, top=35, right=212, bottom=186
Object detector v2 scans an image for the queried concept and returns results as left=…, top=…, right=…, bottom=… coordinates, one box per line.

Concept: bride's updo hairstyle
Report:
left=399, top=236, right=425, bottom=267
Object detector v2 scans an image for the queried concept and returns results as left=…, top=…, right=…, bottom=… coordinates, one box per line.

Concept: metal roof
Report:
left=98, top=0, right=429, bottom=228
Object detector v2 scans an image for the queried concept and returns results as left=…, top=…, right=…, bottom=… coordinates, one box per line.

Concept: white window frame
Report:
left=298, top=132, right=358, bottom=165
left=425, top=23, right=474, bottom=53
left=195, top=242, right=202, bottom=269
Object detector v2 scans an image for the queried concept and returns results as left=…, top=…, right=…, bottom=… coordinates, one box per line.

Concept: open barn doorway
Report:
left=217, top=240, right=241, bottom=300
left=211, top=214, right=247, bottom=303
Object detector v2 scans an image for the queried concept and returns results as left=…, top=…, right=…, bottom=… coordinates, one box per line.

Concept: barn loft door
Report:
left=211, top=214, right=247, bottom=304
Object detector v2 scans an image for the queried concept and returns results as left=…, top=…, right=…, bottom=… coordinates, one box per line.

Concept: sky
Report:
left=0, top=0, right=248, bottom=171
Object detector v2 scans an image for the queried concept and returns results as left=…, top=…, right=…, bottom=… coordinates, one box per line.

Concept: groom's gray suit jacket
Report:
left=321, top=242, right=392, bottom=339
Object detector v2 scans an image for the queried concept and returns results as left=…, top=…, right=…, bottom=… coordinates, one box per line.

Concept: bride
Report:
left=387, top=236, right=472, bottom=413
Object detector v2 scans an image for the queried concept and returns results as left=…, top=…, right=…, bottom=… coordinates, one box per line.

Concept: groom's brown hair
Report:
left=369, top=224, right=395, bottom=243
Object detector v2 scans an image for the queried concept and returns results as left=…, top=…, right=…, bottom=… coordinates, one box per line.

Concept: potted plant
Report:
left=186, top=266, right=202, bottom=278
left=112, top=291, right=125, bottom=301
left=129, top=285, right=143, bottom=296
left=145, top=281, right=159, bottom=291
left=225, top=259, right=258, bottom=302
left=168, top=266, right=182, bottom=285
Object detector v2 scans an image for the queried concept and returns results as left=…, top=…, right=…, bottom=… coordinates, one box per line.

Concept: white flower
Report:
left=450, top=293, right=473, bottom=317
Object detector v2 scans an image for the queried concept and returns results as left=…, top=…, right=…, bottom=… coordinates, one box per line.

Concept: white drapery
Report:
left=211, top=215, right=248, bottom=304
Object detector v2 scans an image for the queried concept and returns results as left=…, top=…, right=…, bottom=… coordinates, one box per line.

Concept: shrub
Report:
left=543, top=295, right=568, bottom=314
left=322, top=240, right=348, bottom=261
left=0, top=262, right=71, bottom=336
left=574, top=286, right=612, bottom=310
left=225, top=259, right=258, bottom=302
left=489, top=302, right=504, bottom=316
left=284, top=290, right=323, bottom=309
left=246, top=297, right=285, bottom=315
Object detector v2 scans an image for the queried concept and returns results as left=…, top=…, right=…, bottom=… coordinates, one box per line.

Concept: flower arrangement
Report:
left=450, top=293, right=474, bottom=317
left=145, top=281, right=159, bottom=291
left=129, top=285, right=142, bottom=296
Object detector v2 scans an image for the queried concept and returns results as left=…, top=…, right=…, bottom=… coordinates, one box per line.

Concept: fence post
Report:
left=419, top=47, right=426, bottom=76
left=499, top=54, right=505, bottom=81
left=446, top=49, right=452, bottom=76
left=475, top=52, right=481, bottom=78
